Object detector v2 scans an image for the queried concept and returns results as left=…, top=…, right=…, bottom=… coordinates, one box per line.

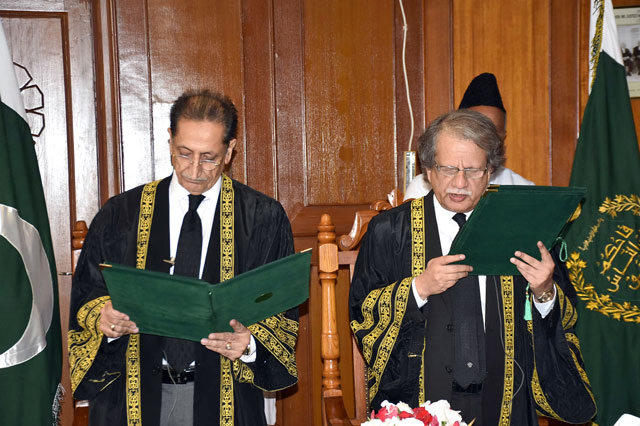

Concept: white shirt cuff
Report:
left=533, top=284, right=557, bottom=318
left=239, top=335, right=257, bottom=363
left=412, top=277, right=429, bottom=309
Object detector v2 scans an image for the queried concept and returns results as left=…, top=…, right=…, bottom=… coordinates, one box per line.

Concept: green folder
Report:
left=102, top=251, right=311, bottom=341
left=448, top=185, right=586, bottom=276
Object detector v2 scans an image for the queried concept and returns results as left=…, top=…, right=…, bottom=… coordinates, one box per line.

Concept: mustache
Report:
left=446, top=188, right=472, bottom=196
left=181, top=173, right=208, bottom=182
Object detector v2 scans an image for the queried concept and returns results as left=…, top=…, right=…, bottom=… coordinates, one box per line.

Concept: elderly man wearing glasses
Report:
left=69, top=89, right=298, bottom=426
left=349, top=110, right=596, bottom=426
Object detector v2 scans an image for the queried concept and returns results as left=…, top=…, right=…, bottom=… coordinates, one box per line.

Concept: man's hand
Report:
left=510, top=241, right=555, bottom=298
left=201, top=319, right=252, bottom=361
left=415, top=254, right=473, bottom=300
left=99, top=300, right=138, bottom=338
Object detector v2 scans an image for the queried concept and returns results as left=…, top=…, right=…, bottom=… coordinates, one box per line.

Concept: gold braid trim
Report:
left=558, top=286, right=577, bottom=330
left=135, top=180, right=160, bottom=270
left=531, top=367, right=560, bottom=419
left=124, top=180, right=160, bottom=425
left=566, top=334, right=592, bottom=386
left=220, top=357, right=234, bottom=425
left=367, top=277, right=412, bottom=405
left=531, top=302, right=596, bottom=420
left=248, top=322, right=298, bottom=378
left=126, top=334, right=141, bottom=425
left=411, top=197, right=426, bottom=405
left=68, top=296, right=111, bottom=393
left=262, top=315, right=298, bottom=348
left=233, top=359, right=255, bottom=384
left=272, top=312, right=299, bottom=335
left=411, top=198, right=425, bottom=276
left=498, top=276, right=515, bottom=426
left=220, top=174, right=235, bottom=426
left=351, top=287, right=384, bottom=335
left=361, top=284, right=394, bottom=363
left=220, top=174, right=234, bottom=281
left=589, top=0, right=604, bottom=90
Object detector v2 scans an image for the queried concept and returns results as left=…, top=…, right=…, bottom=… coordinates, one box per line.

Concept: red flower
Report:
left=399, top=411, right=414, bottom=419
left=373, top=405, right=399, bottom=420
left=413, top=407, right=433, bottom=425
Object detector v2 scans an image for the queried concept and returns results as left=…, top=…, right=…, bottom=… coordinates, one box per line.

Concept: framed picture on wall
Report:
left=615, top=6, right=640, bottom=97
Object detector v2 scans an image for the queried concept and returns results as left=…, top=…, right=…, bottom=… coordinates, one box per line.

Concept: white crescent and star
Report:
left=0, top=203, right=53, bottom=368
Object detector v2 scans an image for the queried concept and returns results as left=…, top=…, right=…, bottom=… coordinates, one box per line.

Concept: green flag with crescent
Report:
left=0, top=23, right=62, bottom=425
left=564, top=1, right=640, bottom=424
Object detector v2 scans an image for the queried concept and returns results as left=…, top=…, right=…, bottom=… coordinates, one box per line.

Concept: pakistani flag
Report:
left=0, top=23, right=62, bottom=425
left=564, top=0, right=640, bottom=425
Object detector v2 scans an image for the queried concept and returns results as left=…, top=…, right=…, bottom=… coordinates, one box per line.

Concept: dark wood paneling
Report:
left=242, top=0, right=277, bottom=197
left=550, top=1, right=580, bottom=186
left=112, top=0, right=153, bottom=189
left=395, top=0, right=426, bottom=188
left=93, top=0, right=122, bottom=202
left=303, top=0, right=396, bottom=206
left=425, top=0, right=454, bottom=124
left=453, top=0, right=551, bottom=185
left=273, top=0, right=306, bottom=214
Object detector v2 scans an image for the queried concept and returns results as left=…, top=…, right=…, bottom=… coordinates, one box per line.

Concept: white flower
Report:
left=421, top=399, right=464, bottom=424
left=395, top=401, right=413, bottom=414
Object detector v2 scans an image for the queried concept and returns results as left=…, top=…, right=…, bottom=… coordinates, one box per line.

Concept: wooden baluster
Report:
left=318, top=214, right=341, bottom=397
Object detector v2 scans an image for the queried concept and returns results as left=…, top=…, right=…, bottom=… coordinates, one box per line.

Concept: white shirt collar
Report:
left=431, top=194, right=474, bottom=226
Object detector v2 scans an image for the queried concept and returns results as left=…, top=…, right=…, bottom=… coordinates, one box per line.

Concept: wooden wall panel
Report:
left=394, top=0, right=426, bottom=188
left=303, top=0, right=396, bottom=205
left=453, top=0, right=551, bottom=185
left=424, top=0, right=454, bottom=125
left=550, top=1, right=581, bottom=186
left=243, top=0, right=277, bottom=198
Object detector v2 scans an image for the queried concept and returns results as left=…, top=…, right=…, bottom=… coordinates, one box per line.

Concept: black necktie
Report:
left=163, top=194, right=205, bottom=372
left=451, top=213, right=486, bottom=389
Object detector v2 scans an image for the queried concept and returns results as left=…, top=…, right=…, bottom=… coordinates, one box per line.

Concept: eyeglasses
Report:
left=173, top=154, right=222, bottom=171
left=434, top=164, right=487, bottom=179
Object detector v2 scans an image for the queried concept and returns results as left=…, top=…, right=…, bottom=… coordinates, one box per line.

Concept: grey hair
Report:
left=417, top=109, right=506, bottom=172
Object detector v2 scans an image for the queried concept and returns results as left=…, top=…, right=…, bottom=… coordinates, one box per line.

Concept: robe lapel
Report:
left=201, top=195, right=221, bottom=285
left=424, top=192, right=453, bottom=315
left=146, top=177, right=171, bottom=274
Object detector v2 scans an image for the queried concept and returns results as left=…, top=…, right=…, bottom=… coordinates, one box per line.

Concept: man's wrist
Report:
left=533, top=285, right=555, bottom=303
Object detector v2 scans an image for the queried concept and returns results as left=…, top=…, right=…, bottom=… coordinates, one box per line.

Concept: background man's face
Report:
left=426, top=131, right=490, bottom=213
left=468, top=105, right=506, bottom=140
left=169, top=119, right=235, bottom=195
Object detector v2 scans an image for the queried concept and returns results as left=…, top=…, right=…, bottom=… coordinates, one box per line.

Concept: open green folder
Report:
left=448, top=185, right=586, bottom=276
left=102, top=251, right=311, bottom=341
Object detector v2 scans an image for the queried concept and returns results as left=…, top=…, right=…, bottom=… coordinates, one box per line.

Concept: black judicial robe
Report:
left=349, top=192, right=596, bottom=426
left=68, top=175, right=298, bottom=426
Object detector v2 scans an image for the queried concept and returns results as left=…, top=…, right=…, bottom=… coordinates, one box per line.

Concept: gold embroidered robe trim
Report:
left=362, top=277, right=412, bottom=405
left=248, top=322, right=299, bottom=379
left=498, top=276, right=515, bottom=426
left=68, top=295, right=111, bottom=393
left=410, top=198, right=426, bottom=405
left=529, top=292, right=596, bottom=421
left=220, top=174, right=235, bottom=426
left=126, top=179, right=161, bottom=425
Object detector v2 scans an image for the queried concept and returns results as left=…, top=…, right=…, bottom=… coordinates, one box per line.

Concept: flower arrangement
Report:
left=362, top=400, right=469, bottom=426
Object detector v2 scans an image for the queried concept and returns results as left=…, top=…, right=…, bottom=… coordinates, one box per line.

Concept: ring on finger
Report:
left=110, top=324, right=116, bottom=331
left=225, top=342, right=232, bottom=350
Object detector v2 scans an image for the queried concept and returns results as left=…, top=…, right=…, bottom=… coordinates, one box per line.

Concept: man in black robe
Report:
left=349, top=110, right=596, bottom=425
left=68, top=90, right=298, bottom=426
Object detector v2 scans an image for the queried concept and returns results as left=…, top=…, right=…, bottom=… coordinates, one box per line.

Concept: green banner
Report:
left=565, top=2, right=640, bottom=424
left=0, top=24, right=62, bottom=425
